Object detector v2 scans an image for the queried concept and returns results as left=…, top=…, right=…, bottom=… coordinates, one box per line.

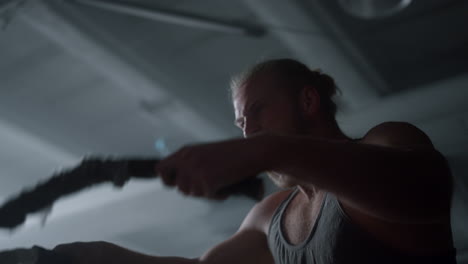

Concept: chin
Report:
left=267, top=171, right=296, bottom=189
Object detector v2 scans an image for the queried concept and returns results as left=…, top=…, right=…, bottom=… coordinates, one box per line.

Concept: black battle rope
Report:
left=0, top=157, right=264, bottom=230
left=0, top=246, right=69, bottom=264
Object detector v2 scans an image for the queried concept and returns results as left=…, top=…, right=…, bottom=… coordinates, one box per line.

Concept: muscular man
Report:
left=54, top=59, right=456, bottom=263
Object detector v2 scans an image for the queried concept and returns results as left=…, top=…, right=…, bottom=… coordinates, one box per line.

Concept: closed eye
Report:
left=234, top=100, right=263, bottom=129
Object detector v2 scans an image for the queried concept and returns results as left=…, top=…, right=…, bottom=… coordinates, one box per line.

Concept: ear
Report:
left=299, top=85, right=320, bottom=116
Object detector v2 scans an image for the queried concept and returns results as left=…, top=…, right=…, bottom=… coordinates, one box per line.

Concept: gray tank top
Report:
left=267, top=187, right=456, bottom=264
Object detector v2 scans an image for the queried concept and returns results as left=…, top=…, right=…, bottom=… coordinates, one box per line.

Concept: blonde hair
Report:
left=231, top=58, right=341, bottom=119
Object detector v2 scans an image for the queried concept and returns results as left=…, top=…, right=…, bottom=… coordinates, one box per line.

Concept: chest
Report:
left=281, top=193, right=325, bottom=245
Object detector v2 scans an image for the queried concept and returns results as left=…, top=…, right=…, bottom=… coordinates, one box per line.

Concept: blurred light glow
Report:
left=154, top=138, right=170, bottom=156
left=338, top=0, right=412, bottom=19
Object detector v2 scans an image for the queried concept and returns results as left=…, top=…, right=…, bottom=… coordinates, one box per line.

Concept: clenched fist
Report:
left=155, top=134, right=275, bottom=199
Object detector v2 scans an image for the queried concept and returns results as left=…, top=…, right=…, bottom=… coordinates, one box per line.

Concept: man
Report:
left=54, top=59, right=456, bottom=263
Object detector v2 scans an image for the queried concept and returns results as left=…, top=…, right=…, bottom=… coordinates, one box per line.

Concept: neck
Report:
left=296, top=118, right=350, bottom=201
left=305, top=118, right=351, bottom=142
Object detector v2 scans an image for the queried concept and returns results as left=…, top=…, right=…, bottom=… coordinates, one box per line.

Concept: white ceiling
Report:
left=0, top=0, right=467, bottom=262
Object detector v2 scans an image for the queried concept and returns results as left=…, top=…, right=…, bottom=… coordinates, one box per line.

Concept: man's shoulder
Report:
left=239, top=189, right=294, bottom=234
left=362, top=121, right=434, bottom=149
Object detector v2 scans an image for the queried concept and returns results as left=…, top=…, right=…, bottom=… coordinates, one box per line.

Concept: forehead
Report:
left=233, top=75, right=284, bottom=115
left=234, top=75, right=281, bottom=102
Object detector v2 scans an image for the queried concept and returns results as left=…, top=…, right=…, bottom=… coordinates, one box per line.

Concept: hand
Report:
left=155, top=134, right=273, bottom=199
left=53, top=241, right=116, bottom=264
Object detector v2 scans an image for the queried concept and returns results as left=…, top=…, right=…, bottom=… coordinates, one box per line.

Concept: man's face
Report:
left=233, top=76, right=304, bottom=187
left=233, top=76, right=303, bottom=138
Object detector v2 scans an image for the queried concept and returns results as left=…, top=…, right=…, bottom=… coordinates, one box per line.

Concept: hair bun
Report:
left=310, top=69, right=339, bottom=98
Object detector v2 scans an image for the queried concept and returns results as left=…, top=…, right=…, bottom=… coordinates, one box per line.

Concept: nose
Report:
left=243, top=117, right=261, bottom=138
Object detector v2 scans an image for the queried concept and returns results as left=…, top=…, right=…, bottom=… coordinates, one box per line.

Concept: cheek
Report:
left=261, top=106, right=299, bottom=133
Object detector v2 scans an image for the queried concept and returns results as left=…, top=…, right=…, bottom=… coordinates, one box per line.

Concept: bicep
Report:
left=199, top=229, right=274, bottom=264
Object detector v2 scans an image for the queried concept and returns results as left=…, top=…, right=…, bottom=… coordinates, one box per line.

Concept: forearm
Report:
left=258, top=133, right=450, bottom=219
left=106, top=243, right=199, bottom=264
left=123, top=255, right=198, bottom=264
left=267, top=134, right=434, bottom=186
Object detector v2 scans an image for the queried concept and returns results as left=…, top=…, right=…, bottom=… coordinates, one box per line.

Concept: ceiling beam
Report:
left=71, top=0, right=265, bottom=37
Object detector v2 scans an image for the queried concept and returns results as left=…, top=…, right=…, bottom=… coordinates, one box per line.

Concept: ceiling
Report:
left=0, top=0, right=467, bottom=262
left=316, top=0, right=468, bottom=92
